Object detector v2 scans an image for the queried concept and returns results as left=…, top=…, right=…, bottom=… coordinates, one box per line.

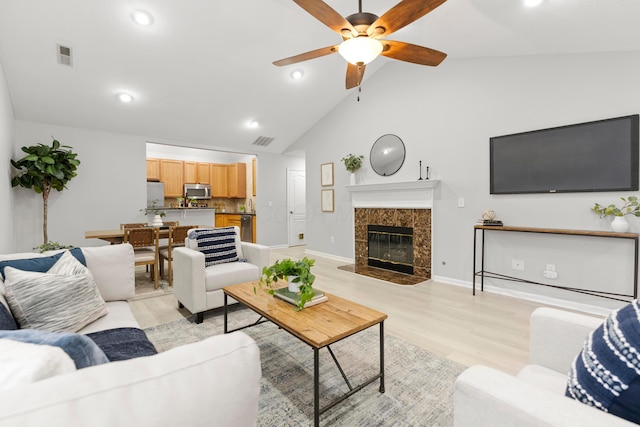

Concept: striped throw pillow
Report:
left=566, top=300, right=640, bottom=424
left=3, top=251, right=108, bottom=333
left=190, top=227, right=239, bottom=267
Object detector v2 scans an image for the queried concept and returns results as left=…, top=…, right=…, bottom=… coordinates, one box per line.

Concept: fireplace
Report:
left=343, top=180, right=438, bottom=285
left=368, top=225, right=414, bottom=274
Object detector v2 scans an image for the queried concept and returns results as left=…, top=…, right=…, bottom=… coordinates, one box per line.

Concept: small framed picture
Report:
left=321, top=189, right=334, bottom=212
left=321, top=162, right=334, bottom=187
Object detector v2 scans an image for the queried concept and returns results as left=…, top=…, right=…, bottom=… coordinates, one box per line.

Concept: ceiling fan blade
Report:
left=345, top=63, right=366, bottom=89
left=293, top=0, right=356, bottom=36
left=380, top=40, right=447, bottom=66
left=273, top=45, right=338, bottom=66
left=368, top=0, right=447, bottom=38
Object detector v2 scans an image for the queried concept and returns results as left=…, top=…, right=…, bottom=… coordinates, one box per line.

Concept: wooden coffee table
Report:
left=223, top=281, right=387, bottom=426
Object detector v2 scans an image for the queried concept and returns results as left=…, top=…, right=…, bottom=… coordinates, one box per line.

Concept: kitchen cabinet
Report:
left=227, top=163, right=246, bottom=198
left=215, top=213, right=241, bottom=228
left=160, top=159, right=184, bottom=198
left=197, top=163, right=211, bottom=184
left=146, top=158, right=161, bottom=181
left=183, top=161, right=198, bottom=184
left=210, top=164, right=228, bottom=197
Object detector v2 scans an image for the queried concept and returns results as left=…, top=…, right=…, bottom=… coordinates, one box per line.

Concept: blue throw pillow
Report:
left=190, top=227, right=239, bottom=267
left=0, top=329, right=109, bottom=369
left=0, top=248, right=86, bottom=280
left=566, top=300, right=640, bottom=424
left=0, top=303, right=17, bottom=330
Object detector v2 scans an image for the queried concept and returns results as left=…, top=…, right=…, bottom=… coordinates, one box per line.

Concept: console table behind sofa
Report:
left=472, top=225, right=639, bottom=302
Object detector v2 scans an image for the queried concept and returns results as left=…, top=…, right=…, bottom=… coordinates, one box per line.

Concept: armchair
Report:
left=453, top=307, right=635, bottom=426
left=172, top=226, right=269, bottom=323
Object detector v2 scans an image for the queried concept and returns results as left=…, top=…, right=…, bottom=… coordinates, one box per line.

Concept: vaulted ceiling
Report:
left=0, top=0, right=639, bottom=154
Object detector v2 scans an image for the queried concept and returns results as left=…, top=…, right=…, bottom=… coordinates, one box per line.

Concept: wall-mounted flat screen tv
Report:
left=490, top=114, right=639, bottom=194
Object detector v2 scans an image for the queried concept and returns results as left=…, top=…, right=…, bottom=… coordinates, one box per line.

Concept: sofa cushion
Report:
left=0, top=248, right=85, bottom=280
left=566, top=299, right=640, bottom=424
left=4, top=252, right=108, bottom=333
left=81, top=244, right=135, bottom=302
left=0, top=338, right=76, bottom=391
left=86, top=327, right=157, bottom=361
left=0, top=329, right=109, bottom=369
left=0, top=302, right=17, bottom=331
left=517, top=364, right=568, bottom=394
left=190, top=227, right=240, bottom=267
left=204, top=261, right=260, bottom=291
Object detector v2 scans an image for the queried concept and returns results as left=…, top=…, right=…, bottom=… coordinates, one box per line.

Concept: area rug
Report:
left=144, top=307, right=465, bottom=426
left=131, top=267, right=173, bottom=300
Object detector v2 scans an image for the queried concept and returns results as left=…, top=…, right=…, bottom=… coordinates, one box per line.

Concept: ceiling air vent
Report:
left=251, top=136, right=274, bottom=147
left=57, top=44, right=73, bottom=67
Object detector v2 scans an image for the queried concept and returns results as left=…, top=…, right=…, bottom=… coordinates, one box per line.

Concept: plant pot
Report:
left=349, top=172, right=356, bottom=185
left=288, top=276, right=300, bottom=293
left=151, top=214, right=164, bottom=227
left=611, top=216, right=629, bottom=233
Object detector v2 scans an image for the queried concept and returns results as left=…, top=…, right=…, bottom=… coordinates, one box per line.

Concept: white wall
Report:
left=0, top=60, right=15, bottom=253
left=298, top=51, right=640, bottom=310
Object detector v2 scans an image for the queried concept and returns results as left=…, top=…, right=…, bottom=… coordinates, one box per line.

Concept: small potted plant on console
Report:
left=592, top=196, right=640, bottom=232
left=341, top=153, right=364, bottom=185
left=256, top=257, right=319, bottom=311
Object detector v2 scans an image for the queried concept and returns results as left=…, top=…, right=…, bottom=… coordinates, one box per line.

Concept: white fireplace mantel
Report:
left=345, top=180, right=440, bottom=209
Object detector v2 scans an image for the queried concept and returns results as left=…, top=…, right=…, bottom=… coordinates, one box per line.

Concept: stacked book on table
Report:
left=477, top=219, right=504, bottom=226
left=274, top=288, right=328, bottom=308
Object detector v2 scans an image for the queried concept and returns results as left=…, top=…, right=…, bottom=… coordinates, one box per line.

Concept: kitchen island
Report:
left=156, top=207, right=215, bottom=227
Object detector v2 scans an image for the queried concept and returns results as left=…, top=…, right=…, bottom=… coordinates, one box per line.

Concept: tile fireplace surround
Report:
left=340, top=180, right=439, bottom=285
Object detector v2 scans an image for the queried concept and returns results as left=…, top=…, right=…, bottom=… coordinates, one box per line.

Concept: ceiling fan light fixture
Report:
left=132, top=10, right=153, bottom=26
left=290, top=69, right=304, bottom=80
left=117, top=92, right=134, bottom=103
left=338, top=37, right=383, bottom=65
left=524, top=0, right=543, bottom=7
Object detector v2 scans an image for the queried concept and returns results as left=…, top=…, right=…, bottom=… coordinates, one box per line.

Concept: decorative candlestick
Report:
left=425, top=166, right=430, bottom=180
left=418, top=161, right=423, bottom=180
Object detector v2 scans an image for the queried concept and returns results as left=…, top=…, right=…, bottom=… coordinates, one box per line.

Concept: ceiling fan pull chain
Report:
left=357, top=86, right=362, bottom=102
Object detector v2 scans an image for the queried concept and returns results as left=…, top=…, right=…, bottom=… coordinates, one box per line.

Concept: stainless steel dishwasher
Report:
left=240, top=214, right=253, bottom=242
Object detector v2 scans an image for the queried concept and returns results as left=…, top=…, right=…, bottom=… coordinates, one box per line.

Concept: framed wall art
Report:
left=321, top=162, right=334, bottom=187
left=321, top=189, right=334, bottom=212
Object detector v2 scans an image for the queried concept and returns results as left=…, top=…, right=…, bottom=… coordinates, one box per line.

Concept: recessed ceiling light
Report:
left=524, top=0, right=542, bottom=7
left=248, top=120, right=260, bottom=128
left=290, top=69, right=304, bottom=80
left=132, top=10, right=153, bottom=26
left=117, top=92, right=134, bottom=103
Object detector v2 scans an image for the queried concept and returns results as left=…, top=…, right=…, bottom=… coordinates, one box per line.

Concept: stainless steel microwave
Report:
left=184, top=183, right=212, bottom=199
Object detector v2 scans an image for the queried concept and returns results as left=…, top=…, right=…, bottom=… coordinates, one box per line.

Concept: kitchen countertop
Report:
left=162, top=207, right=216, bottom=210
left=217, top=212, right=256, bottom=215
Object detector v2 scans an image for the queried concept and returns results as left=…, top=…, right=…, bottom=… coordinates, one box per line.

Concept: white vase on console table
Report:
left=611, top=216, right=629, bottom=233
left=152, top=214, right=164, bottom=227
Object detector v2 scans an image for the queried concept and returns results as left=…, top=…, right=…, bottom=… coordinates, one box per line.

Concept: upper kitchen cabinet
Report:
left=227, top=163, right=246, bottom=198
left=252, top=158, right=256, bottom=196
left=160, top=159, right=184, bottom=198
left=210, top=164, right=228, bottom=197
left=197, top=163, right=211, bottom=185
left=183, top=161, right=197, bottom=184
left=146, top=158, right=161, bottom=181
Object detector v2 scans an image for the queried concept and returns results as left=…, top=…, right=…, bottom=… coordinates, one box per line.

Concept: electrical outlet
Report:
left=546, top=264, right=556, bottom=272
left=458, top=197, right=465, bottom=208
left=512, top=259, right=524, bottom=271
left=330, top=236, right=334, bottom=243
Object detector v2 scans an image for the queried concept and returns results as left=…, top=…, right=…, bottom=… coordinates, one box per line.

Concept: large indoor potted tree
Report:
left=11, top=138, right=80, bottom=251
left=256, top=257, right=317, bottom=310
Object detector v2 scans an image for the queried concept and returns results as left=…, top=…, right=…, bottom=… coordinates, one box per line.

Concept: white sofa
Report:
left=453, top=307, right=635, bottom=426
left=173, top=226, right=270, bottom=323
left=0, top=244, right=261, bottom=427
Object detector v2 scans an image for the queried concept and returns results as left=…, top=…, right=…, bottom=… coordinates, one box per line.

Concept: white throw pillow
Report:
left=0, top=339, right=76, bottom=390
left=3, top=252, right=108, bottom=333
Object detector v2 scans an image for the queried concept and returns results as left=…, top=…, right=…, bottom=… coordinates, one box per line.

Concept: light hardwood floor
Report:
left=129, top=245, right=601, bottom=376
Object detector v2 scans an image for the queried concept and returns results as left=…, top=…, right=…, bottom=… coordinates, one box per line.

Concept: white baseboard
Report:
left=303, top=249, right=353, bottom=264
left=431, top=275, right=616, bottom=317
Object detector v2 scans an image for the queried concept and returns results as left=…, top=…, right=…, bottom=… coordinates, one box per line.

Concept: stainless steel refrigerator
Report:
left=146, top=182, right=165, bottom=207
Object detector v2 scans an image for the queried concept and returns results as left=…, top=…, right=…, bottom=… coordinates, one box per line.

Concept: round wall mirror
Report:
left=370, top=134, right=406, bottom=176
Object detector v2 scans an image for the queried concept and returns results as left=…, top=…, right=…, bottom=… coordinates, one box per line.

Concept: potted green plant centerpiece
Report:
left=592, top=196, right=640, bottom=232
left=257, top=257, right=316, bottom=310
left=342, top=153, right=364, bottom=185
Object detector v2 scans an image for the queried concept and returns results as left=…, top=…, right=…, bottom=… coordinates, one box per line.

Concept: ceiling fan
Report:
left=273, top=0, right=448, bottom=90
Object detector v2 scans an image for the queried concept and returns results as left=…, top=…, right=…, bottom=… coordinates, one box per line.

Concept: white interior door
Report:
left=287, top=169, right=306, bottom=247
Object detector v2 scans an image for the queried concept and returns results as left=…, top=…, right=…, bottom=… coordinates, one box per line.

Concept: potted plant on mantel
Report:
left=592, top=196, right=640, bottom=232
left=256, top=257, right=316, bottom=311
left=341, top=154, right=364, bottom=185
